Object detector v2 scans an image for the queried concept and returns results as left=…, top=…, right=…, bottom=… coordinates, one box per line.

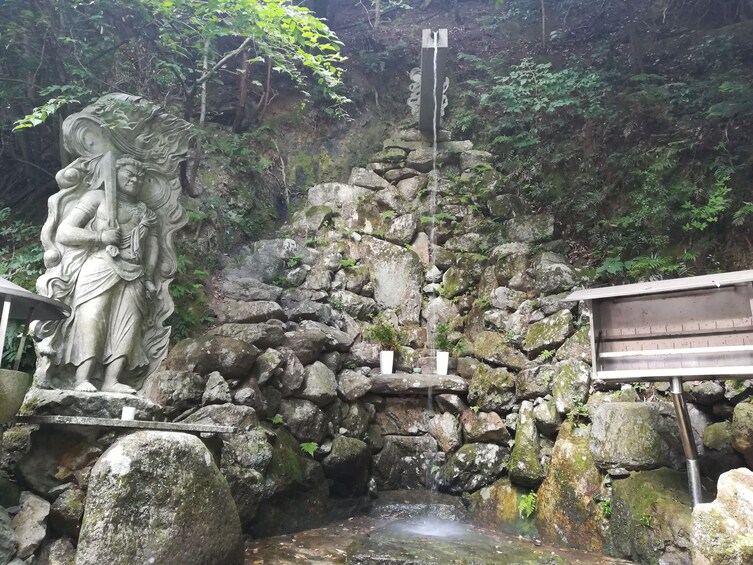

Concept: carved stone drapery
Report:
left=34, top=94, right=192, bottom=393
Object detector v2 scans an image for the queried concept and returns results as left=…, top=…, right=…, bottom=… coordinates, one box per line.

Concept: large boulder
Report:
left=278, top=398, right=328, bottom=443
left=509, top=401, right=547, bottom=489
left=731, top=401, right=753, bottom=466
left=523, top=310, right=573, bottom=354
left=142, top=370, right=204, bottom=418
left=209, top=322, right=286, bottom=349
left=373, top=435, right=439, bottom=490
left=435, top=443, right=509, bottom=494
left=76, top=431, right=243, bottom=565
left=0, top=508, right=14, bottom=565
left=536, top=422, right=605, bottom=551
left=471, top=331, right=528, bottom=370
left=321, top=436, right=371, bottom=497
left=213, top=299, right=286, bottom=324
left=12, top=491, right=50, bottom=559
left=551, top=359, right=590, bottom=415
left=460, top=410, right=511, bottom=444
left=164, top=335, right=259, bottom=380
left=298, top=361, right=337, bottom=407
left=428, top=412, right=462, bottom=453
left=467, top=363, right=516, bottom=413
left=692, top=468, right=753, bottom=565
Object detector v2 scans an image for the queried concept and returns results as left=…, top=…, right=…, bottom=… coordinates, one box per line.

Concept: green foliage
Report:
left=598, top=499, right=612, bottom=518
left=680, top=165, right=733, bottom=232
left=287, top=255, right=304, bottom=268
left=433, top=322, right=453, bottom=352
left=537, top=349, right=554, bottom=361
left=269, top=414, right=284, bottom=425
left=363, top=313, right=403, bottom=350
left=420, top=212, right=456, bottom=225
left=299, top=442, right=318, bottom=456
left=518, top=490, right=537, bottom=520
left=0, top=209, right=44, bottom=291
left=565, top=402, right=590, bottom=427
left=638, top=514, right=652, bottom=528
left=167, top=240, right=214, bottom=341
left=339, top=258, right=357, bottom=269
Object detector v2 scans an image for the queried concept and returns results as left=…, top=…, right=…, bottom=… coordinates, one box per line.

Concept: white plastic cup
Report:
left=380, top=351, right=394, bottom=375
left=121, top=406, right=136, bottom=420
left=436, top=351, right=450, bottom=375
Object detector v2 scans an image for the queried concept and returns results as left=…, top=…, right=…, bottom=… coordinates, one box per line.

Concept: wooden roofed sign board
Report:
left=566, top=270, right=753, bottom=507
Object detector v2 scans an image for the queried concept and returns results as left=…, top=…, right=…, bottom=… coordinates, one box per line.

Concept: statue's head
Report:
left=116, top=157, right=146, bottom=197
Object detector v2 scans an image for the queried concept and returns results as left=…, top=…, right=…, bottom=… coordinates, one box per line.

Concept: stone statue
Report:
left=34, top=94, right=192, bottom=393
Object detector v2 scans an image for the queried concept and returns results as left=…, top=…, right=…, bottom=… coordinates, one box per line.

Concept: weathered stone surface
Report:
left=411, top=232, right=432, bottom=266
left=19, top=388, right=161, bottom=420
left=299, top=362, right=337, bottom=407
left=731, top=401, right=753, bottom=467
left=321, top=437, right=371, bottom=497
left=36, top=536, right=76, bottom=565
left=472, top=331, right=528, bottom=370
left=300, top=321, right=356, bottom=353
left=395, top=175, right=428, bottom=201
left=227, top=239, right=309, bottom=284
left=343, top=342, right=380, bottom=367
left=590, top=402, right=681, bottom=472
left=515, top=365, right=556, bottom=400
left=374, top=435, right=440, bottom=490
left=504, top=215, right=555, bottom=243
left=303, top=267, right=332, bottom=292
left=362, top=236, right=423, bottom=323
left=384, top=167, right=419, bottom=183
left=336, top=369, right=372, bottom=401
left=468, top=478, right=539, bottom=537
left=213, top=299, right=286, bottom=324
left=349, top=167, right=392, bottom=190
left=275, top=348, right=306, bottom=394
left=509, top=401, right=546, bottom=488
left=0, top=508, right=14, bottom=565
left=209, top=322, right=286, bottom=349
left=307, top=182, right=365, bottom=216
left=405, top=147, right=435, bottom=172
left=385, top=214, right=418, bottom=245
left=329, top=290, right=378, bottom=321
left=164, top=335, right=259, bottom=380
left=282, top=327, right=328, bottom=365
left=467, top=363, right=516, bottom=413
left=278, top=399, right=327, bottom=443
left=536, top=422, right=605, bottom=551
left=692, top=468, right=753, bottom=565
left=460, top=410, right=511, bottom=444
left=250, top=350, right=284, bottom=385
left=372, top=147, right=407, bottom=163
left=683, top=380, right=724, bottom=405
left=556, top=325, right=592, bottom=362
left=202, top=371, right=232, bottom=405
left=49, top=486, right=85, bottom=539
left=428, top=412, right=462, bottom=453
left=221, top=277, right=282, bottom=302
left=489, top=194, right=526, bottom=220
left=290, top=205, right=336, bottom=237
left=374, top=398, right=432, bottom=436
left=441, top=259, right=481, bottom=298
left=523, top=309, right=573, bottom=354
left=369, top=374, right=467, bottom=395
left=76, top=431, right=243, bottom=565
left=435, top=394, right=468, bottom=416
left=531, top=252, right=578, bottom=294
left=490, top=287, right=526, bottom=311
left=533, top=396, right=562, bottom=437
left=285, top=300, right=333, bottom=324
left=460, top=149, right=493, bottom=170
left=607, top=468, right=692, bottom=564
left=143, top=370, right=204, bottom=418
left=12, top=491, right=50, bottom=559
left=700, top=421, right=745, bottom=480
left=340, top=401, right=371, bottom=439
left=435, top=443, right=509, bottom=494
left=552, top=359, right=590, bottom=415
left=234, top=380, right=264, bottom=412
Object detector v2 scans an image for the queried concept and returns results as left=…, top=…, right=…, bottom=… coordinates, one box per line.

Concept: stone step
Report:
left=370, top=373, right=467, bottom=395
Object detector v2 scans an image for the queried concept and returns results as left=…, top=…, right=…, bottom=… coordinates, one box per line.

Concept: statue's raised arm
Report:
left=34, top=95, right=192, bottom=394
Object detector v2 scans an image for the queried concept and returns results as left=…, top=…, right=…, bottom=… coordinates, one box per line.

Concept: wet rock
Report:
left=234, top=381, right=264, bottom=412
left=509, top=401, right=547, bottom=489
left=460, top=410, right=511, bottom=444
left=143, top=370, right=204, bottom=418
left=213, top=299, right=286, bottom=324
left=374, top=398, right=432, bottom=436
left=12, top=491, right=50, bottom=559
left=299, top=362, right=337, bottom=407
left=19, top=389, right=161, bottom=420
left=49, top=485, right=85, bottom=539
left=700, top=421, right=745, bottom=480
left=435, top=443, right=509, bottom=494
left=0, top=507, right=14, bottom=565
left=504, top=215, right=555, bottom=243
left=692, top=468, right=753, bottom=565
left=322, top=437, right=371, bottom=497
left=349, top=167, right=392, bottom=190
left=467, top=478, right=539, bottom=537
left=278, top=399, right=328, bottom=443
left=428, top=412, right=462, bottom=453
left=411, top=232, right=432, bottom=266
left=383, top=167, right=418, bottom=183
left=250, top=350, right=284, bottom=385
left=607, top=468, right=692, bottom=564
left=362, top=236, right=423, bottom=323
left=202, top=371, right=232, bottom=405
left=385, top=214, right=418, bottom=245
left=209, top=322, right=286, bottom=349
left=515, top=365, right=556, bottom=400
left=340, top=402, right=371, bottom=439
left=76, top=431, right=243, bottom=565
left=556, top=325, right=592, bottom=362
left=590, top=402, right=681, bottom=472
left=374, top=435, right=439, bottom=490
left=275, top=348, right=306, bottom=394
left=467, top=363, right=516, bottom=413
left=164, top=335, right=259, bottom=380
left=731, top=401, right=753, bottom=467
left=329, top=290, right=379, bottom=321
left=536, top=422, right=605, bottom=551
left=552, top=359, right=590, bottom=415
left=336, top=369, right=372, bottom=401
left=683, top=380, right=724, bottom=406
left=471, top=331, right=528, bottom=370
left=523, top=309, right=573, bottom=354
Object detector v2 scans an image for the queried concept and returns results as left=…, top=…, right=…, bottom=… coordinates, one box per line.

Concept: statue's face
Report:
left=117, top=164, right=144, bottom=197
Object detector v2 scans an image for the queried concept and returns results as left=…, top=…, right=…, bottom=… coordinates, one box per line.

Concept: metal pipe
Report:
left=0, top=298, right=11, bottom=368
left=669, top=376, right=702, bottom=507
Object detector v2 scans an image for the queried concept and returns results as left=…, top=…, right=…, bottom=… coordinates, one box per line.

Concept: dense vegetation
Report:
left=1, top=0, right=753, bottom=340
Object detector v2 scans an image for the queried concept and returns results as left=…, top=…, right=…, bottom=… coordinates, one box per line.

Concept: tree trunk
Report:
left=540, top=0, right=547, bottom=49
left=375, top=0, right=381, bottom=28
left=232, top=48, right=250, bottom=133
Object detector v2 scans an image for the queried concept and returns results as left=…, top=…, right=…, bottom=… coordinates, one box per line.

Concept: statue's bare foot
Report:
left=75, top=381, right=98, bottom=393
left=103, top=383, right=137, bottom=395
